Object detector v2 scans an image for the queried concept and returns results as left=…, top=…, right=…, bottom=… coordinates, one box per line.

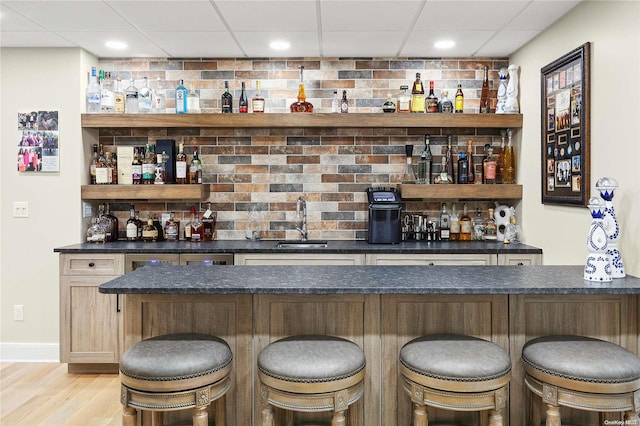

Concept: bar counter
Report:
left=99, top=265, right=640, bottom=426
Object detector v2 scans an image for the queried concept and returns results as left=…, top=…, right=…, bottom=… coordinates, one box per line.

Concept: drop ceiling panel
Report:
left=149, top=31, right=243, bottom=58
left=402, top=30, right=495, bottom=57
left=320, top=1, right=424, bottom=31
left=235, top=32, right=320, bottom=58
left=57, top=31, right=168, bottom=58
left=107, top=1, right=227, bottom=32
left=505, top=1, right=580, bottom=30
left=0, top=4, right=45, bottom=31
left=417, top=1, right=530, bottom=31
left=0, top=32, right=76, bottom=47
left=216, top=1, right=318, bottom=32
left=475, top=30, right=542, bottom=57
left=322, top=31, right=406, bottom=58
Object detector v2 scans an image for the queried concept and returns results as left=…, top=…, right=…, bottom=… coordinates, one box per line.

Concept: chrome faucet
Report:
left=295, top=196, right=308, bottom=241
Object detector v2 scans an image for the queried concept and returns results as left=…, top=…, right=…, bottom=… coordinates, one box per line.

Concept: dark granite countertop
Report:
left=99, top=264, right=640, bottom=295
left=55, top=240, right=542, bottom=255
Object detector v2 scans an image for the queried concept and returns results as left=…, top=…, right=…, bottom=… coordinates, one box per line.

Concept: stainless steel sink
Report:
left=276, top=240, right=328, bottom=248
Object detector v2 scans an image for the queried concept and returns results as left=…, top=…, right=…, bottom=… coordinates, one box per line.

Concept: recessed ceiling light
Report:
left=105, top=41, right=127, bottom=50
left=269, top=41, right=290, bottom=51
left=434, top=40, right=455, bottom=49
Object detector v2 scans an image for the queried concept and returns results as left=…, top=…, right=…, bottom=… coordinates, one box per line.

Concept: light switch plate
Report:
left=13, top=201, right=29, bottom=218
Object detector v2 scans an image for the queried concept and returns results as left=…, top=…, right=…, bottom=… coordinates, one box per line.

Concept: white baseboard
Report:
left=0, top=342, right=59, bottom=362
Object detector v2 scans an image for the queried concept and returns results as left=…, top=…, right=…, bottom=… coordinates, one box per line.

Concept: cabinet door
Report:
left=235, top=253, right=365, bottom=265
left=60, top=253, right=124, bottom=275
left=366, top=253, right=496, bottom=265
left=60, top=275, right=121, bottom=364
left=497, top=253, right=542, bottom=265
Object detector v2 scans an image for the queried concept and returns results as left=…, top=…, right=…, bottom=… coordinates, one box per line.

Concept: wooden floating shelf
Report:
left=399, top=184, right=523, bottom=200
left=81, top=184, right=210, bottom=201
left=81, top=113, right=523, bottom=129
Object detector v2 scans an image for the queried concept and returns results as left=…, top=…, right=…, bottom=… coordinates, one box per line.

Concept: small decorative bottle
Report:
left=382, top=93, right=396, bottom=113
left=290, top=65, right=313, bottom=113
left=341, top=90, right=349, bottom=113
left=584, top=197, right=612, bottom=282
left=596, top=177, right=625, bottom=278
left=454, top=84, right=464, bottom=113
left=438, top=90, right=453, bottom=113
left=142, top=219, right=158, bottom=242
left=331, top=91, right=340, bottom=113
left=86, top=216, right=106, bottom=243
left=396, top=85, right=411, bottom=113
left=495, top=68, right=508, bottom=114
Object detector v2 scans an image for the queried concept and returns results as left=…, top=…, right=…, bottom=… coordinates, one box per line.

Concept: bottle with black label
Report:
left=426, top=80, right=438, bottom=113
left=221, top=81, right=233, bottom=113
left=439, top=203, right=450, bottom=240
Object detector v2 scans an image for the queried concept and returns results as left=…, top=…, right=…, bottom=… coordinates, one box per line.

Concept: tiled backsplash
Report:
left=97, top=57, right=514, bottom=240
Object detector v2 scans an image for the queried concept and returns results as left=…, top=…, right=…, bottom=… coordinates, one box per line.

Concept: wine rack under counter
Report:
left=81, top=184, right=210, bottom=201
left=398, top=184, right=522, bottom=200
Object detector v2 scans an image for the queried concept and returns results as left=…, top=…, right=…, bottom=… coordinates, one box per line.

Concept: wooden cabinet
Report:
left=235, top=253, right=365, bottom=265
left=59, top=253, right=124, bottom=373
left=497, top=253, right=542, bottom=265
left=366, top=253, right=496, bottom=265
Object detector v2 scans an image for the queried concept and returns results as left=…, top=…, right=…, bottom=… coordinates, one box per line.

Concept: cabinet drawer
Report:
left=366, top=253, right=496, bottom=265
left=60, top=253, right=124, bottom=276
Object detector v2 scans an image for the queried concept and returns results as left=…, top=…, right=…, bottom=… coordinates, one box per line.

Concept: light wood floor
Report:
left=1, top=363, right=121, bottom=425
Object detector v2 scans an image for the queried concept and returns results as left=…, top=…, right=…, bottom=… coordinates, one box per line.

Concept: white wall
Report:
left=0, top=48, right=96, bottom=360
left=513, top=1, right=640, bottom=275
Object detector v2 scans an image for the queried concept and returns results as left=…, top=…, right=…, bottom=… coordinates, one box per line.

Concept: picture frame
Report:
left=541, top=42, right=590, bottom=206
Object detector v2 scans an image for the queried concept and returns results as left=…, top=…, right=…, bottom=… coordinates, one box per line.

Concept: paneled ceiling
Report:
left=0, top=0, right=581, bottom=58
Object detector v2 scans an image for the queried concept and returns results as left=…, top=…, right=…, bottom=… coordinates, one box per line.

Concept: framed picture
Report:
left=541, top=42, right=590, bottom=206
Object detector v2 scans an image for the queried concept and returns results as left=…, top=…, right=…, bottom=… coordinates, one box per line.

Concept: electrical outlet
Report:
left=14, top=305, right=24, bottom=321
left=83, top=202, right=93, bottom=218
left=13, top=201, right=29, bottom=218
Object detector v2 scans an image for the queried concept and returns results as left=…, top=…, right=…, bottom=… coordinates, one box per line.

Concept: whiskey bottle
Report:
left=110, top=152, right=118, bottom=184
left=221, top=81, right=233, bottom=113
left=239, top=82, right=248, bottom=113
left=95, top=146, right=110, bottom=185
left=187, top=88, right=200, bottom=113
left=164, top=212, right=179, bottom=242
left=113, top=77, right=125, bottom=113
left=417, top=134, right=432, bottom=184
left=89, top=144, right=98, bottom=184
left=104, top=151, right=114, bottom=184
left=426, top=80, right=438, bottom=113
left=449, top=203, right=460, bottom=241
left=438, top=90, right=453, bottom=113
left=86, top=66, right=101, bottom=113
left=131, top=147, right=142, bottom=185
left=125, top=79, right=139, bottom=113
left=455, top=84, right=464, bottom=113
left=503, top=128, right=516, bottom=184
left=138, top=77, right=153, bottom=113
left=99, top=71, right=114, bottom=113
left=189, top=206, right=203, bottom=242
left=175, top=142, right=188, bottom=184
left=189, top=147, right=202, bottom=184
left=142, top=144, right=155, bottom=184
left=154, top=151, right=166, bottom=184
left=175, top=79, right=188, bottom=114
left=459, top=204, right=472, bottom=241
left=252, top=80, right=265, bottom=113
left=126, top=205, right=138, bottom=241
left=439, top=203, right=450, bottom=241
left=290, top=66, right=313, bottom=113
left=457, top=153, right=468, bottom=184
left=445, top=135, right=455, bottom=183
left=396, top=85, right=411, bottom=113
left=86, top=216, right=106, bottom=244
left=433, top=157, right=452, bottom=184
left=484, top=208, right=498, bottom=241
left=142, top=219, right=158, bottom=242
left=482, top=144, right=497, bottom=184
left=202, top=203, right=216, bottom=241
left=480, top=66, right=491, bottom=113
left=411, top=73, right=425, bottom=113
left=341, top=90, right=349, bottom=113
left=497, top=129, right=506, bottom=184
left=466, top=139, right=475, bottom=184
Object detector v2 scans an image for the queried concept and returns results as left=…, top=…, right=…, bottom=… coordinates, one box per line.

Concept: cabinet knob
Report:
left=88, top=261, right=95, bottom=268
left=517, top=262, right=524, bottom=266
left=428, top=262, right=435, bottom=266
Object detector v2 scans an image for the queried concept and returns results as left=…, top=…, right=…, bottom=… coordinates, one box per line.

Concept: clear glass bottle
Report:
left=449, top=203, right=460, bottom=241
left=153, top=77, right=165, bottom=112
left=401, top=144, right=416, bottom=184
left=483, top=144, right=498, bottom=184
left=503, top=210, right=521, bottom=244
left=86, top=66, right=101, bottom=113
left=142, top=219, right=158, bottom=242
left=239, top=81, right=248, bottom=113
left=97, top=204, right=112, bottom=241
left=126, top=205, right=138, bottom=241
left=131, top=147, right=142, bottom=185
left=480, top=65, right=490, bottom=113
left=411, top=73, right=425, bottom=113
left=138, top=77, right=153, bottom=113
left=426, top=80, right=438, bottom=113
left=222, top=80, right=233, bottom=113
left=382, top=93, right=396, bottom=113
left=187, top=88, right=200, bottom=113
left=290, top=65, right=313, bottom=113
left=125, top=79, right=139, bottom=113
left=438, top=89, right=453, bottom=113
left=99, top=70, right=114, bottom=113
left=175, top=142, right=188, bottom=184
left=164, top=212, right=179, bottom=242
left=175, top=79, right=188, bottom=114
left=472, top=208, right=485, bottom=241
left=154, top=151, right=166, bottom=184
left=86, top=216, right=106, bottom=243
left=439, top=203, right=450, bottom=241
left=189, top=206, right=203, bottom=242
left=89, top=143, right=98, bottom=184
left=113, top=77, right=126, bottom=113
left=104, top=151, right=114, bottom=184
left=331, top=91, right=340, bottom=113
left=252, top=80, right=265, bottom=113
left=459, top=203, right=472, bottom=241
left=455, top=84, right=464, bottom=113
left=341, top=90, right=349, bottom=113
left=484, top=208, right=498, bottom=241
left=503, top=128, right=516, bottom=184
left=433, top=157, right=452, bottom=184
left=189, top=147, right=202, bottom=184
left=396, top=85, right=411, bottom=113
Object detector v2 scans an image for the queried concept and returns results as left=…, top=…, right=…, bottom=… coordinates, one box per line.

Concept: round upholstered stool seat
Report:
left=258, top=335, right=366, bottom=426
left=119, top=333, right=232, bottom=426
left=522, top=335, right=640, bottom=425
left=399, top=334, right=511, bottom=426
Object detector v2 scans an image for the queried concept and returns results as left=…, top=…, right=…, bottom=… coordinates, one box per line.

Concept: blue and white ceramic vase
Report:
left=584, top=197, right=612, bottom=282
left=495, top=68, right=508, bottom=114
left=596, top=177, right=625, bottom=278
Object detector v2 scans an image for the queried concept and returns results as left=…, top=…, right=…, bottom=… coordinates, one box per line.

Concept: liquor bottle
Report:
left=252, top=80, right=265, bottom=113
left=164, top=212, right=179, bottom=242
left=131, top=147, right=142, bottom=185
left=482, top=144, right=497, bottom=184
left=449, top=203, right=460, bottom=241
left=472, top=208, right=484, bottom=240
left=497, top=129, right=506, bottom=184
left=138, top=77, right=153, bottom=113
left=114, top=77, right=125, bottom=113
left=189, top=206, right=203, bottom=242
left=110, top=152, right=118, bottom=184
left=411, top=73, right=425, bottom=113
left=134, top=211, right=143, bottom=240
left=99, top=71, right=114, bottom=113
left=142, top=144, right=155, bottom=184
left=484, top=208, right=498, bottom=241
left=125, top=79, right=139, bottom=113
left=433, top=157, right=452, bottom=184
left=445, top=135, right=455, bottom=183
left=480, top=66, right=491, bottom=113
left=466, top=139, right=475, bottom=184
left=142, top=219, right=158, bottom=242
left=126, top=205, right=139, bottom=241
left=459, top=203, right=472, bottom=241
left=401, top=144, right=416, bottom=184
left=417, top=134, right=432, bottom=184
left=183, top=213, right=192, bottom=241
left=175, top=142, right=188, bottom=184
left=221, top=81, right=233, bottom=113
left=438, top=89, right=453, bottom=113
left=154, top=151, right=166, bottom=184
left=104, top=203, right=119, bottom=241
left=439, top=203, right=450, bottom=241
left=290, top=65, right=313, bottom=113
left=152, top=215, right=165, bottom=241
left=189, top=147, right=202, bottom=184
left=89, top=144, right=98, bottom=184
left=187, top=88, right=200, bottom=113
left=503, top=128, right=516, bottom=184
left=331, top=91, right=340, bottom=113
left=457, top=153, right=468, bottom=184
left=153, top=77, right=165, bottom=112
left=86, top=216, right=106, bottom=244
left=239, top=82, right=248, bottom=113
left=95, top=146, right=110, bottom=185
left=382, top=93, right=396, bottom=113
left=104, top=151, right=114, bottom=184
left=396, top=85, right=411, bottom=113
left=175, top=79, right=188, bottom=114
left=341, top=90, right=349, bottom=113
left=86, top=66, right=101, bottom=113
left=426, top=80, right=438, bottom=113
left=455, top=84, right=464, bottom=113
left=202, top=203, right=216, bottom=241
left=97, top=204, right=112, bottom=241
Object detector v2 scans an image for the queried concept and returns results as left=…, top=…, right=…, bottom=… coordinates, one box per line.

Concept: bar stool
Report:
left=399, top=333, right=511, bottom=426
left=119, top=333, right=232, bottom=426
left=522, top=335, right=640, bottom=424
left=257, top=335, right=366, bottom=426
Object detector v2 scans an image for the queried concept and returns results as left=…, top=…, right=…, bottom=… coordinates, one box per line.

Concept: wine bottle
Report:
left=466, top=138, right=475, bottom=184
left=131, top=147, right=142, bottom=185
left=239, top=81, right=248, bottom=113
left=445, top=135, right=455, bottom=183
left=411, top=73, right=425, bottom=113
left=480, top=66, right=491, bottom=113
left=222, top=81, right=233, bottom=113
left=426, top=80, right=438, bottom=113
